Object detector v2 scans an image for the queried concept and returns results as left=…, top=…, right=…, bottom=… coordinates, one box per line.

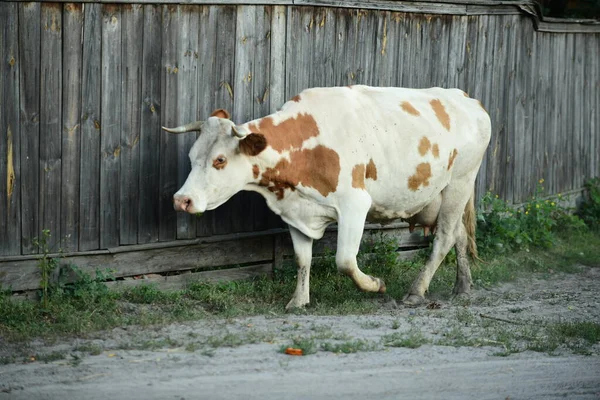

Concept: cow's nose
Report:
left=173, top=195, right=192, bottom=212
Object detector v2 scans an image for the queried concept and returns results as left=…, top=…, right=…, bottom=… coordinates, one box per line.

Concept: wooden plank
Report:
left=119, top=4, right=144, bottom=245
left=99, top=4, right=122, bottom=249
left=158, top=4, right=179, bottom=241
left=285, top=6, right=311, bottom=98
left=268, top=5, right=287, bottom=113
left=210, top=5, right=237, bottom=235
left=39, top=3, right=63, bottom=251
left=249, top=6, right=275, bottom=232
left=195, top=5, right=218, bottom=237
left=332, top=8, right=356, bottom=86
left=138, top=4, right=162, bottom=244
left=1, top=235, right=276, bottom=291
left=572, top=34, right=584, bottom=189
left=446, top=15, right=468, bottom=89
left=589, top=35, right=599, bottom=178
left=430, top=14, right=451, bottom=87
left=355, top=9, right=378, bottom=85
left=17, top=3, right=41, bottom=255
left=61, top=3, right=83, bottom=252
left=531, top=32, right=550, bottom=196
left=174, top=5, right=199, bottom=239
left=372, top=11, right=397, bottom=87
left=1, top=224, right=423, bottom=291
left=0, top=2, right=21, bottom=256
left=563, top=34, right=575, bottom=193
left=106, top=263, right=273, bottom=291
left=232, top=5, right=259, bottom=233
left=79, top=3, right=102, bottom=251
left=502, top=15, right=518, bottom=203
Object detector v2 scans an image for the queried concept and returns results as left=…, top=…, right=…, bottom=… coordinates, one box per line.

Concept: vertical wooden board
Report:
left=397, top=13, right=413, bottom=88
left=310, top=7, right=334, bottom=88
left=356, top=10, right=379, bottom=86
left=572, top=34, right=585, bottom=188
left=230, top=5, right=256, bottom=234
left=252, top=6, right=271, bottom=120
left=269, top=5, right=286, bottom=113
left=159, top=5, right=179, bottom=242
left=175, top=5, right=199, bottom=239
left=486, top=15, right=509, bottom=198
left=478, top=15, right=500, bottom=194
left=251, top=6, right=275, bottom=232
left=0, top=2, right=21, bottom=255
left=100, top=4, right=121, bottom=248
left=39, top=3, right=63, bottom=251
left=548, top=35, right=566, bottom=195
left=79, top=3, right=102, bottom=251
left=211, top=5, right=237, bottom=235
left=332, top=8, right=356, bottom=86
left=513, top=17, right=535, bottom=203
left=501, top=15, right=519, bottom=204
left=563, top=34, right=576, bottom=192
left=61, top=3, right=82, bottom=252
left=18, top=3, right=41, bottom=254
left=285, top=6, right=313, bottom=97
left=119, top=4, right=144, bottom=245
left=592, top=35, right=600, bottom=178
left=372, top=11, right=398, bottom=86
left=195, top=5, right=217, bottom=237
left=428, top=15, right=450, bottom=87
left=446, top=15, right=468, bottom=90
left=138, top=4, right=162, bottom=244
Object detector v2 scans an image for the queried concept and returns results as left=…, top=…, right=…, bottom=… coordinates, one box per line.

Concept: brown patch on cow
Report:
left=478, top=100, right=487, bottom=112
left=259, top=145, right=340, bottom=199
left=366, top=159, right=378, bottom=181
left=462, top=91, right=469, bottom=97
left=239, top=133, right=267, bottom=156
left=210, top=108, right=230, bottom=119
left=448, top=149, right=458, bottom=170
left=407, top=163, right=432, bottom=191
left=352, top=164, right=366, bottom=189
left=252, top=164, right=260, bottom=179
left=430, top=99, right=450, bottom=131
left=290, top=94, right=301, bottom=102
left=432, top=143, right=440, bottom=159
left=400, top=101, right=420, bottom=116
left=418, top=137, right=431, bottom=156
left=247, top=113, right=319, bottom=153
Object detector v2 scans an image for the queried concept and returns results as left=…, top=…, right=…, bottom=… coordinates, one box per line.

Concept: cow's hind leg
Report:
left=286, top=226, right=313, bottom=310
left=452, top=220, right=473, bottom=297
left=403, top=177, right=475, bottom=305
left=336, top=194, right=386, bottom=293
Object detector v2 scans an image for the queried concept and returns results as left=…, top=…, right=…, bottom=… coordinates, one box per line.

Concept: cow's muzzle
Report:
left=173, top=194, right=193, bottom=213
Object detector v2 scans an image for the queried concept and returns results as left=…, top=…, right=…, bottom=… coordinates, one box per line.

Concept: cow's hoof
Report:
left=452, top=292, right=471, bottom=306
left=285, top=298, right=309, bottom=312
left=402, top=294, right=426, bottom=307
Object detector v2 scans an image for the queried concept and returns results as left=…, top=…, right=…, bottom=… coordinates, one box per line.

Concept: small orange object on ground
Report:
left=285, top=347, right=303, bottom=356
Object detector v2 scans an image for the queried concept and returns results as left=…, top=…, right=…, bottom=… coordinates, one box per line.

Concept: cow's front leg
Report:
left=286, top=226, right=314, bottom=310
left=336, top=196, right=386, bottom=293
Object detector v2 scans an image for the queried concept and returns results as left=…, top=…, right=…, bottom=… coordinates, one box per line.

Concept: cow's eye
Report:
left=213, top=155, right=227, bottom=169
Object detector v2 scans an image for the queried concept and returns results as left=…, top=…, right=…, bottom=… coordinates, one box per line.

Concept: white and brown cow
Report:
left=164, top=85, right=491, bottom=309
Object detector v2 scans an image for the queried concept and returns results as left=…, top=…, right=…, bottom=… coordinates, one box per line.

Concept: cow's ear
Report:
left=239, top=133, right=267, bottom=156
left=210, top=109, right=231, bottom=119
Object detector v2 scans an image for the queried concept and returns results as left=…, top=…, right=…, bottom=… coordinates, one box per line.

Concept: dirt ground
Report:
left=1, top=266, right=599, bottom=400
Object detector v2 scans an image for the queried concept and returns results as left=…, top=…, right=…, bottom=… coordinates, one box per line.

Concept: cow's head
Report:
left=163, top=109, right=267, bottom=215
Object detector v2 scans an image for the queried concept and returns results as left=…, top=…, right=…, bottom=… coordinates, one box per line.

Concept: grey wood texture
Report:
left=0, top=2, right=599, bottom=291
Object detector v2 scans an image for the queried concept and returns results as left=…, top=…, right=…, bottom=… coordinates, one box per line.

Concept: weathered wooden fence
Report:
left=1, top=0, right=599, bottom=291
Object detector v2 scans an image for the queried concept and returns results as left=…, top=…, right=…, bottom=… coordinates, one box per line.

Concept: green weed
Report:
left=280, top=337, right=318, bottom=355
left=578, top=177, right=600, bottom=231
left=382, top=330, right=429, bottom=349
left=320, top=339, right=381, bottom=354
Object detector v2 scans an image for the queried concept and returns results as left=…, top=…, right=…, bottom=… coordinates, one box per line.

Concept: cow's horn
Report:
left=162, top=121, right=204, bottom=134
left=231, top=125, right=247, bottom=139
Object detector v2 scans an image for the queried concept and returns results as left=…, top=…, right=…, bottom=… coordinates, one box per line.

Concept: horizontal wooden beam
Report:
left=4, top=0, right=600, bottom=31
left=0, top=225, right=427, bottom=292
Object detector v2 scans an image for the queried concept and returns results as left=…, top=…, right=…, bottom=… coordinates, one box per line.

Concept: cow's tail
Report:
left=462, top=190, right=478, bottom=260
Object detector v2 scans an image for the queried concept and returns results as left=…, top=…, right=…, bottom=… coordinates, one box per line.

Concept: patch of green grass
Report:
left=34, top=351, right=66, bottom=363
left=320, top=339, right=381, bottom=354
left=359, top=320, right=382, bottom=329
left=280, top=337, right=319, bottom=355
left=382, top=330, right=429, bottom=349
left=553, top=321, right=600, bottom=344
left=74, top=343, right=103, bottom=356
